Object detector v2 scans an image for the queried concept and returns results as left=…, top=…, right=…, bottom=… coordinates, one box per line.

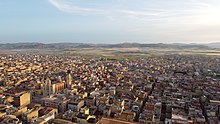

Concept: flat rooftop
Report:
left=97, top=118, right=136, bottom=124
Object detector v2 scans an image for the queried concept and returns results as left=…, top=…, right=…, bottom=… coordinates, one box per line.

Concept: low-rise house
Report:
left=41, top=95, right=69, bottom=113
left=118, top=111, right=136, bottom=122
left=0, top=115, right=22, bottom=124
left=68, top=99, right=84, bottom=112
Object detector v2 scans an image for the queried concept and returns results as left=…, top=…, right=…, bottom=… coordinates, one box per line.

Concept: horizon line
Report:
left=0, top=41, right=220, bottom=45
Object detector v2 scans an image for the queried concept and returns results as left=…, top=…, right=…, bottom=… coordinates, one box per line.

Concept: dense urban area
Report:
left=0, top=53, right=220, bottom=124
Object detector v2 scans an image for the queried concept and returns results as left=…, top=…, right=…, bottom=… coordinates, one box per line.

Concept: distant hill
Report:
left=205, top=42, right=220, bottom=49
left=0, top=43, right=46, bottom=49
left=104, top=43, right=209, bottom=49
left=0, top=42, right=210, bottom=50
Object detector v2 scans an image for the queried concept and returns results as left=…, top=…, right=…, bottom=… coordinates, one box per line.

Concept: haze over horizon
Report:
left=1, top=0, right=220, bottom=44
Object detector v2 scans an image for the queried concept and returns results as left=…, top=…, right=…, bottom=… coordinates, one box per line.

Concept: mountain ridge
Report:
left=0, top=42, right=215, bottom=50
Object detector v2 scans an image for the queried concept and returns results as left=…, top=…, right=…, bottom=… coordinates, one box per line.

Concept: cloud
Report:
left=48, top=0, right=168, bottom=19
left=48, top=0, right=220, bottom=23
left=48, top=0, right=101, bottom=14
left=120, top=10, right=168, bottom=17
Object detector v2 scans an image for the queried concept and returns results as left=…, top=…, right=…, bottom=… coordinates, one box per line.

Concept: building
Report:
left=41, top=95, right=69, bottom=113
left=0, top=115, right=22, bottom=124
left=97, top=118, right=136, bottom=124
left=49, top=119, right=75, bottom=124
left=22, top=105, right=41, bottom=123
left=38, top=107, right=58, bottom=122
left=68, top=99, right=84, bottom=112
left=52, top=82, right=65, bottom=94
left=4, top=89, right=31, bottom=107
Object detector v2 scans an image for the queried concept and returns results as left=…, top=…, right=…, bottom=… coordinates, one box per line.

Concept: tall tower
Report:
left=58, top=76, right=62, bottom=83
left=43, top=77, right=52, bottom=96
left=66, top=70, right=72, bottom=88
left=66, top=73, right=72, bottom=88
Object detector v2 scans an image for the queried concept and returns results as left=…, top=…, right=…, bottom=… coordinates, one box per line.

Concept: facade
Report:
left=68, top=99, right=84, bottom=112
left=4, top=89, right=31, bottom=107
left=41, top=95, right=69, bottom=113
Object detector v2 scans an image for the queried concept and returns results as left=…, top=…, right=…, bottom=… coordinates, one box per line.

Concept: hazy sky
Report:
left=0, top=0, right=220, bottom=43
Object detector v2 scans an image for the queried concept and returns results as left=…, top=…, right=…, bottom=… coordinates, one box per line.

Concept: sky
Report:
left=0, top=0, right=220, bottom=44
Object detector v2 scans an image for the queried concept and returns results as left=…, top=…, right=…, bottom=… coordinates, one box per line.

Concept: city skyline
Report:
left=1, top=0, right=220, bottom=43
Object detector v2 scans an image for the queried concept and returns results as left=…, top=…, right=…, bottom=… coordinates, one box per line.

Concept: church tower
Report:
left=66, top=70, right=72, bottom=88
left=43, top=77, right=52, bottom=96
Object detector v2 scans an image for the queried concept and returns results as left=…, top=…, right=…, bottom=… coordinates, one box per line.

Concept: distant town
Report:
left=0, top=44, right=220, bottom=124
